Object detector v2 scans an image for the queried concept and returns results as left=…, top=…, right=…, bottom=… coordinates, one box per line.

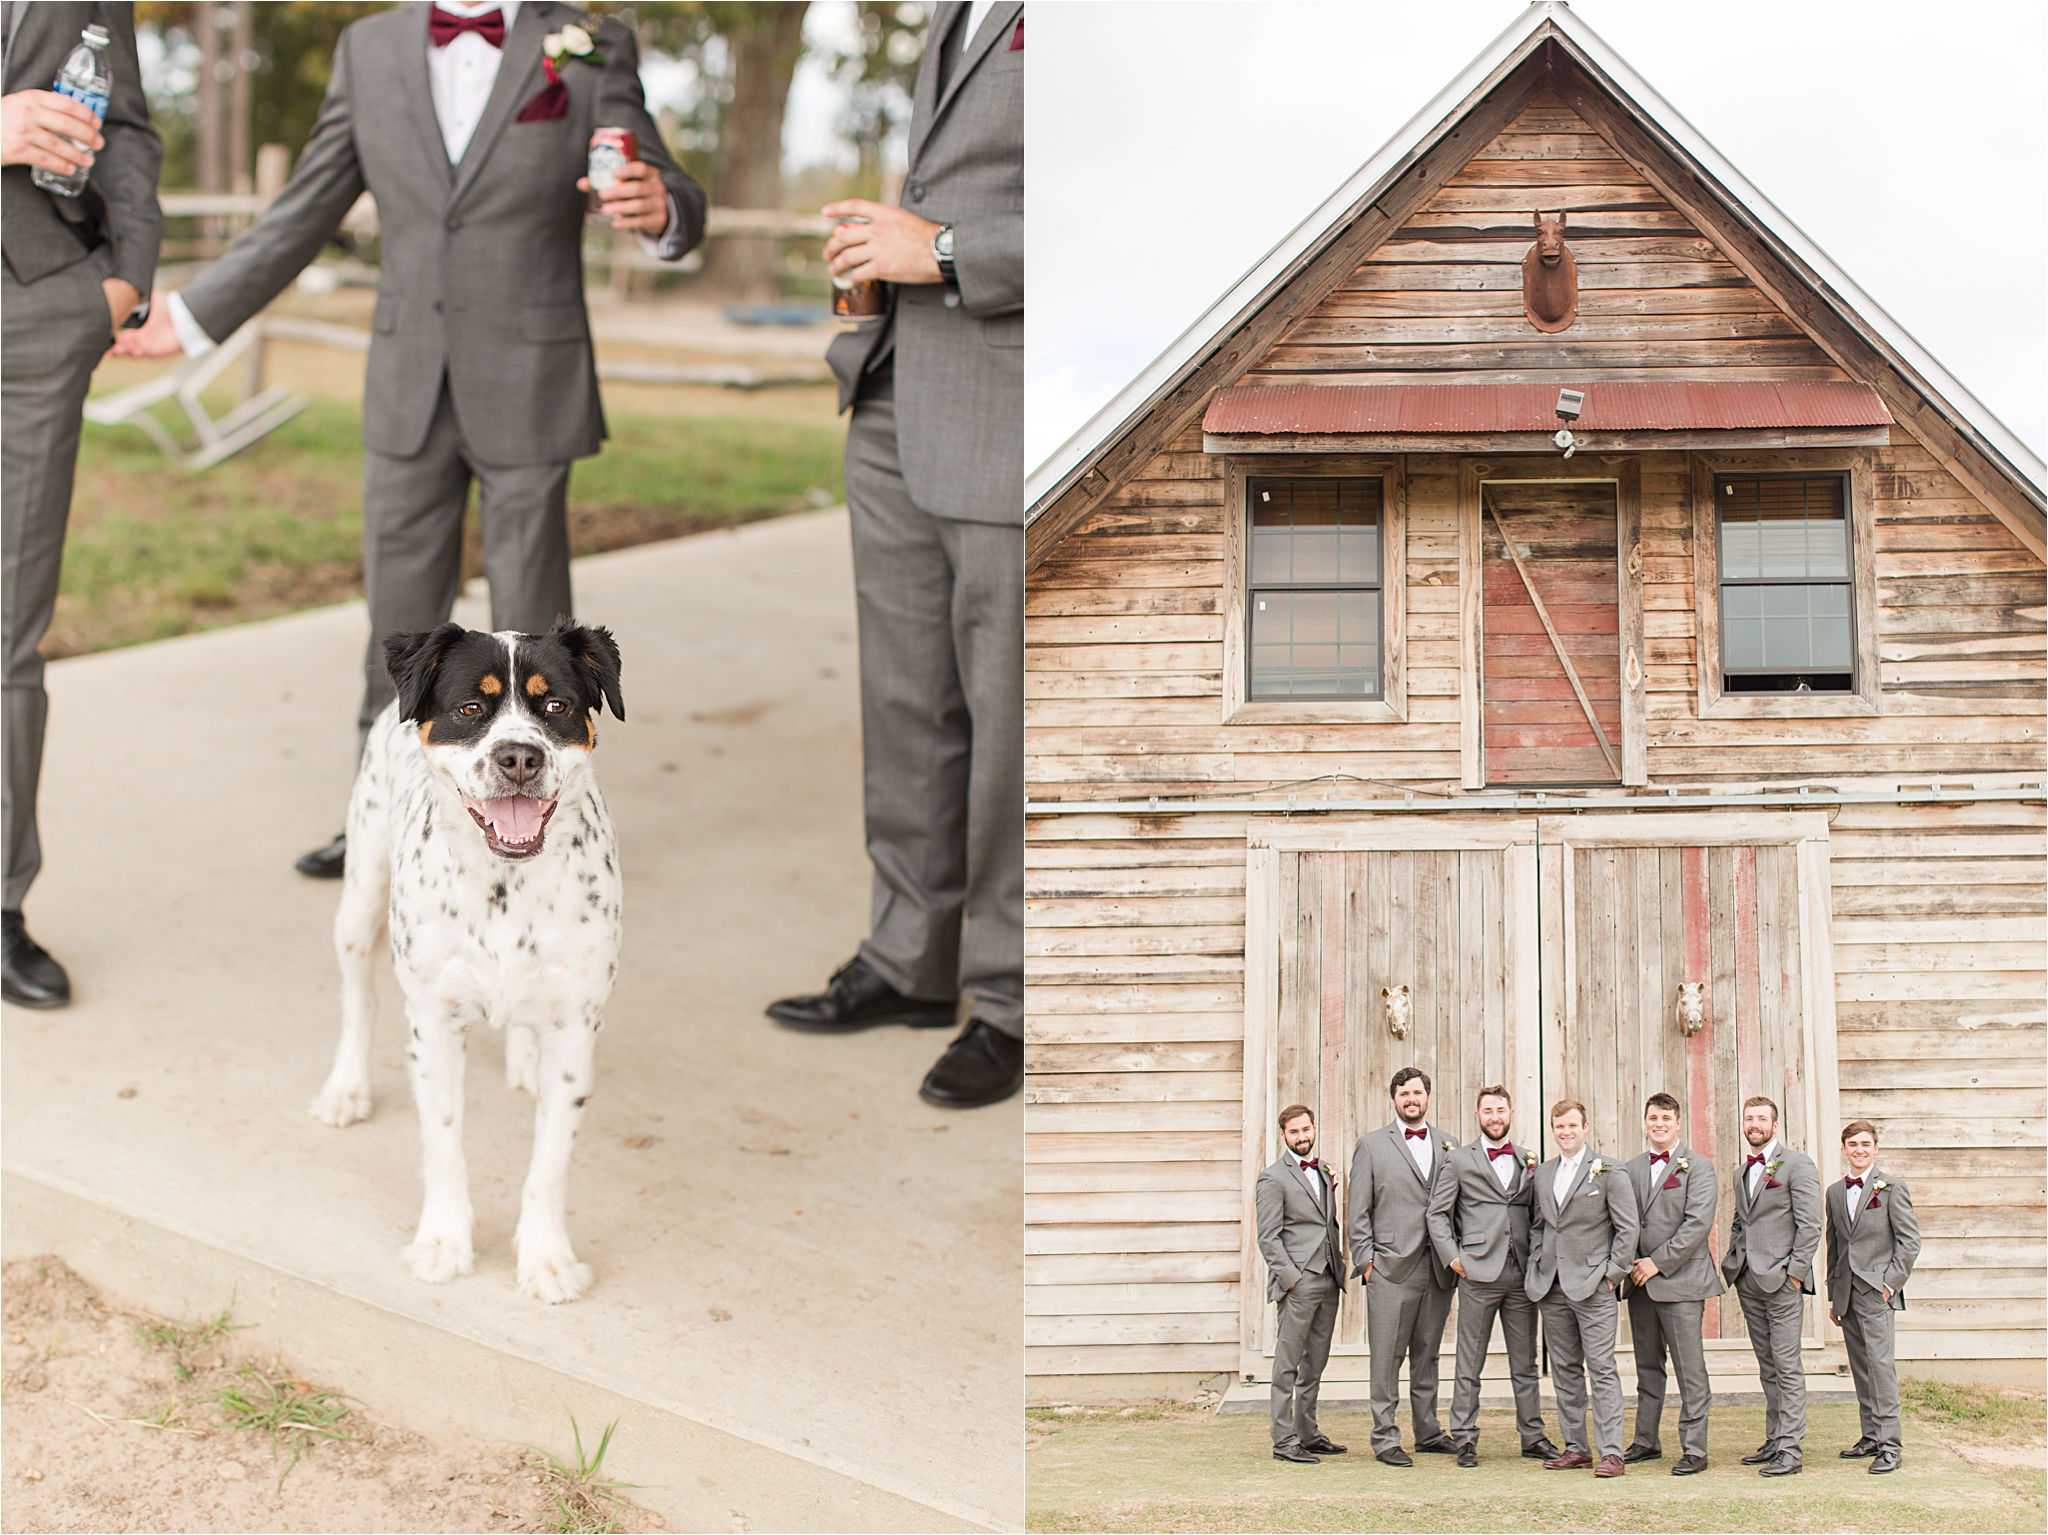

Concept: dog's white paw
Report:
left=504, top=1026, right=540, bottom=1096
left=515, top=1246, right=592, bottom=1304
left=310, top=1076, right=373, bottom=1127
left=402, top=1231, right=475, bottom=1285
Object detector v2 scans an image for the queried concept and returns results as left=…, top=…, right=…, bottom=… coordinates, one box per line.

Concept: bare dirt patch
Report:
left=1, top=1256, right=659, bottom=1534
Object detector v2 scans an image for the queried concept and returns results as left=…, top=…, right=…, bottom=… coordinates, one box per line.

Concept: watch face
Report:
left=936, top=228, right=955, bottom=257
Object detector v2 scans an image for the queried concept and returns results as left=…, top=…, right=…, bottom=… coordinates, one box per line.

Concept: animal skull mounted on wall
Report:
left=1382, top=984, right=1413, bottom=1040
left=1676, top=982, right=1706, bottom=1037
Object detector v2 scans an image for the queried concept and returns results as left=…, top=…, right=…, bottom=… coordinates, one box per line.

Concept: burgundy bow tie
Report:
left=1486, top=1144, right=1517, bottom=1161
left=1405, top=1127, right=1428, bottom=1141
left=1746, top=1153, right=1766, bottom=1169
left=1298, top=1158, right=1320, bottom=1172
left=429, top=6, right=506, bottom=47
left=1650, top=1152, right=1670, bottom=1165
left=1844, top=1175, right=1864, bottom=1189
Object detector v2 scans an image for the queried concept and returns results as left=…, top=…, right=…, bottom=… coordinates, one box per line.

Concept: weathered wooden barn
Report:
left=1023, top=4, right=2046, bottom=1401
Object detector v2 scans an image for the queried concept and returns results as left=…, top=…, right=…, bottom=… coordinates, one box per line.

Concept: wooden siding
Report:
left=1024, top=79, right=2045, bottom=1383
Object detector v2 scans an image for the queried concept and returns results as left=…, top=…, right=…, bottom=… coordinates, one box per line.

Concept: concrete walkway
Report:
left=1, top=510, right=1022, bottom=1532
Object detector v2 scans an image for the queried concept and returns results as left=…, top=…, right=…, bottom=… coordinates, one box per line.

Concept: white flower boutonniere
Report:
left=1872, top=1178, right=1889, bottom=1192
left=1442, top=1137, right=1454, bottom=1153
left=1588, top=1157, right=1608, bottom=1177
left=1521, top=1150, right=1537, bottom=1168
left=1675, top=1157, right=1691, bottom=1173
left=544, top=23, right=604, bottom=65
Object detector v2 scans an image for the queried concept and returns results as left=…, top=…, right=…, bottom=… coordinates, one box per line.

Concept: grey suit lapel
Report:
left=4, top=2, right=27, bottom=59
left=399, top=3, right=455, bottom=188
left=450, top=0, right=550, bottom=204
left=1390, top=1122, right=1432, bottom=1189
left=912, top=0, right=1019, bottom=162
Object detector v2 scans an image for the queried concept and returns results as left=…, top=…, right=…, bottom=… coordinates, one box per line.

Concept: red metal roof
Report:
left=1201, top=381, right=1894, bottom=435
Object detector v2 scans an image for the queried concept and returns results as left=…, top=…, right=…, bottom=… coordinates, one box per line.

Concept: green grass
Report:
left=527, top=1416, right=640, bottom=1535
left=131, top=1300, right=248, bottom=1381
left=1025, top=1399, right=2043, bottom=1533
left=213, top=1360, right=355, bottom=1481
left=54, top=397, right=845, bottom=657
left=1902, top=1378, right=2047, bottom=1438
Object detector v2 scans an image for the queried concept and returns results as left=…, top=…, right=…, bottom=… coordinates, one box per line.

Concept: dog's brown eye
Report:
left=460, top=700, right=484, bottom=717
left=544, top=699, right=568, bottom=715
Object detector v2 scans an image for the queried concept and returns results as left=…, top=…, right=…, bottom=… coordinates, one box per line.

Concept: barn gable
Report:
left=1025, top=4, right=2044, bottom=1398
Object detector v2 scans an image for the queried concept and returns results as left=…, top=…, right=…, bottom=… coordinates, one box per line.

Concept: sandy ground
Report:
left=1, top=1258, right=659, bottom=1534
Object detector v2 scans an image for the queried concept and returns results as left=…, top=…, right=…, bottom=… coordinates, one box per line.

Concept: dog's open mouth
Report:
left=460, top=795, right=559, bottom=858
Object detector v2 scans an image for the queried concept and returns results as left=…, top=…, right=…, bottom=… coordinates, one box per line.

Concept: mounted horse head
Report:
left=1523, top=209, right=1579, bottom=334
left=1382, top=984, right=1412, bottom=1040
left=1676, top=981, right=1707, bottom=1037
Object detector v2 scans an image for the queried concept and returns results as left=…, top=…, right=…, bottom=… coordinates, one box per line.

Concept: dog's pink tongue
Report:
left=482, top=795, right=545, bottom=841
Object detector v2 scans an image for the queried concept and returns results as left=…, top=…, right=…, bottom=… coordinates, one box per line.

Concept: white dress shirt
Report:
left=1746, top=1137, right=1780, bottom=1198
left=1287, top=1147, right=1323, bottom=1210
left=962, top=0, right=999, bottom=54
left=1484, top=1136, right=1518, bottom=1191
left=1552, top=1147, right=1585, bottom=1203
left=170, top=0, right=678, bottom=356
left=1843, top=1167, right=1870, bottom=1225
left=1401, top=1122, right=1434, bottom=1180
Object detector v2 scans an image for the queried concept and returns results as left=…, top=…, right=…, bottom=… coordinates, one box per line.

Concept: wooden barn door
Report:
left=1240, top=820, right=1540, bottom=1375
left=1539, top=813, right=1842, bottom=1350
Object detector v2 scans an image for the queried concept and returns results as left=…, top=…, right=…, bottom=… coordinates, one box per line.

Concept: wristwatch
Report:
left=931, top=224, right=955, bottom=282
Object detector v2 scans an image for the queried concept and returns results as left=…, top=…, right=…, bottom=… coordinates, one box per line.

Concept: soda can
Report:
left=587, top=127, right=638, bottom=210
left=829, top=215, right=886, bottom=320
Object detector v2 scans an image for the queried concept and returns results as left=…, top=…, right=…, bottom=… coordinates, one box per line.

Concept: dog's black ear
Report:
left=384, top=623, right=469, bottom=723
left=550, top=618, right=625, bottom=720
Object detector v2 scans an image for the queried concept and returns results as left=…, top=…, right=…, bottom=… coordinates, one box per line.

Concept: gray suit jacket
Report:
left=1426, top=1138, right=1535, bottom=1286
left=1256, top=1155, right=1345, bottom=1304
left=1347, top=1121, right=1459, bottom=1290
left=178, top=2, right=704, bottom=467
left=1526, top=1147, right=1640, bottom=1304
left=1825, top=1170, right=1920, bottom=1314
left=1, top=1, right=161, bottom=293
left=1722, top=1143, right=1823, bottom=1295
left=1624, top=1144, right=1723, bottom=1302
left=825, top=0, right=1021, bottom=525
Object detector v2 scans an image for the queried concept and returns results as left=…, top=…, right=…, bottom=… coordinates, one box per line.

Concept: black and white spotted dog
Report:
left=312, top=619, right=625, bottom=1304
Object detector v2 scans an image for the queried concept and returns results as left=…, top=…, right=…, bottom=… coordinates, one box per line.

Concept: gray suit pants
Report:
left=1364, top=1267, right=1452, bottom=1451
left=1839, top=1279, right=1901, bottom=1451
left=356, top=381, right=572, bottom=748
left=1538, top=1281, right=1625, bottom=1458
left=1626, top=1293, right=1712, bottom=1457
left=2, top=249, right=113, bottom=911
left=843, top=390, right=1021, bottom=1036
left=1449, top=1270, right=1545, bottom=1451
left=1736, top=1275, right=1808, bottom=1455
left=1271, top=1270, right=1338, bottom=1448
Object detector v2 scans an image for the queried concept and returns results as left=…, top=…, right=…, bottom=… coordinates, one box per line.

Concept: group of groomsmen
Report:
left=1256, top=1069, right=1921, bottom=1479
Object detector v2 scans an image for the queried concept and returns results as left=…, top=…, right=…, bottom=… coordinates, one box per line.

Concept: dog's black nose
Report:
left=493, top=741, right=544, bottom=782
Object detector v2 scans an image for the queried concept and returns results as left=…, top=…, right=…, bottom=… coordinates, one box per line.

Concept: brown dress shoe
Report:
left=1593, top=1454, right=1625, bottom=1477
left=1543, top=1449, right=1595, bottom=1470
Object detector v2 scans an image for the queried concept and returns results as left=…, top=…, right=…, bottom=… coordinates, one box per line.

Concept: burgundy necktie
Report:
left=1487, top=1144, right=1517, bottom=1161
left=1405, top=1127, right=1427, bottom=1141
left=429, top=6, right=506, bottom=47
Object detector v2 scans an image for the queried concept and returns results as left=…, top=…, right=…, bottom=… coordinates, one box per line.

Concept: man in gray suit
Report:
left=1425, top=1083, right=1559, bottom=1468
left=1347, top=1065, right=1459, bottom=1465
left=1825, top=1118, right=1919, bottom=1476
left=1721, top=1094, right=1823, bottom=1477
left=119, top=1, right=704, bottom=876
left=1527, top=1098, right=1639, bottom=1477
left=1621, top=1091, right=1721, bottom=1475
left=768, top=2, right=1022, bottom=1109
left=1, top=1, right=160, bottom=1008
left=1256, top=1103, right=1348, bottom=1463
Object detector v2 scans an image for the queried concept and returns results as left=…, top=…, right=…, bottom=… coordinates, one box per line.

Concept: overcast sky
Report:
left=1024, top=0, right=2047, bottom=477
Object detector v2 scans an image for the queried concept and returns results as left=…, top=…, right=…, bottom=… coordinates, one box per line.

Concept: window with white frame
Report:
left=1246, top=476, right=1384, bottom=700
left=1716, top=473, right=1855, bottom=694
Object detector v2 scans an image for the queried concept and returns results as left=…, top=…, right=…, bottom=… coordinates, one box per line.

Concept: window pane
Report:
left=1250, top=590, right=1382, bottom=697
left=1721, top=476, right=1848, bottom=579
left=1249, top=478, right=1381, bottom=586
left=1742, top=583, right=1853, bottom=670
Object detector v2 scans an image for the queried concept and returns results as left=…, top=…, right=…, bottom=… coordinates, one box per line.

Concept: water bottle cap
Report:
left=82, top=24, right=111, bottom=45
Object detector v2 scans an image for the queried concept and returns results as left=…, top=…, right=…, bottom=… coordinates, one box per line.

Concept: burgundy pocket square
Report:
left=516, top=78, right=569, bottom=122
left=1662, top=1175, right=1681, bottom=1190
left=1867, top=1195, right=1882, bottom=1210
left=1009, top=16, right=1023, bottom=49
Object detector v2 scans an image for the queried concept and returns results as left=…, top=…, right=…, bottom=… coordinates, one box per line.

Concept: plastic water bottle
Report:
left=32, top=24, right=113, bottom=198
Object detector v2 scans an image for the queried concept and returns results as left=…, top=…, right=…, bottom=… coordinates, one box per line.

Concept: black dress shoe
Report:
left=1740, top=1443, right=1776, bottom=1465
left=1415, top=1436, right=1457, bottom=1454
left=1302, top=1436, right=1347, bottom=1454
left=1758, top=1451, right=1802, bottom=1477
left=2, top=911, right=70, bottom=1009
left=1375, top=1447, right=1413, bottom=1467
left=295, top=832, right=347, bottom=879
left=1524, top=1439, right=1562, bottom=1460
left=1671, top=1454, right=1708, bottom=1476
left=1623, top=1444, right=1662, bottom=1463
left=1456, top=1446, right=1478, bottom=1468
left=1273, top=1443, right=1319, bottom=1464
left=1868, top=1447, right=1900, bottom=1474
left=766, top=955, right=956, bottom=1032
left=918, top=1019, right=1023, bottom=1107
left=1839, top=1438, right=1881, bottom=1458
